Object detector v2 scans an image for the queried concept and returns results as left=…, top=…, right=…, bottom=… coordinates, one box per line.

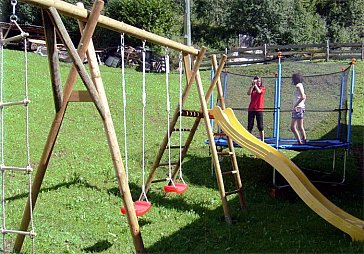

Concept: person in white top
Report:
left=291, top=73, right=307, bottom=144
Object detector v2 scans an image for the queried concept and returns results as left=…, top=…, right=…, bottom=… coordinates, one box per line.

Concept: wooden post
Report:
left=326, top=39, right=330, bottom=62
left=76, top=2, right=145, bottom=252
left=264, top=43, right=267, bottom=61
left=361, top=41, right=364, bottom=61
left=14, top=1, right=104, bottom=252
left=41, top=9, right=62, bottom=112
left=205, top=55, right=227, bottom=100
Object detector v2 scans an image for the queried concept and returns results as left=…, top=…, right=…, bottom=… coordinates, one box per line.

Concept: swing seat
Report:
left=164, top=182, right=188, bottom=194
left=121, top=200, right=152, bottom=217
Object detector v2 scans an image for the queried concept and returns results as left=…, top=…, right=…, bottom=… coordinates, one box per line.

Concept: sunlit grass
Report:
left=0, top=50, right=363, bottom=253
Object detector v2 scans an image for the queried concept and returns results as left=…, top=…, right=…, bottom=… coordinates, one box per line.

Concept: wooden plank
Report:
left=68, top=90, right=93, bottom=102
left=268, top=43, right=325, bottom=50
left=0, top=33, right=29, bottom=44
left=331, top=49, right=362, bottom=54
left=330, top=42, right=362, bottom=48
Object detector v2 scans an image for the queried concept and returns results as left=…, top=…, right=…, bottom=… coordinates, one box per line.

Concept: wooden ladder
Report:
left=213, top=131, right=246, bottom=210
left=144, top=108, right=203, bottom=191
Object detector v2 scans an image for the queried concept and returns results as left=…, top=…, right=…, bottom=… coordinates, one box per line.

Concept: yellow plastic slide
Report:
left=209, top=106, right=364, bottom=241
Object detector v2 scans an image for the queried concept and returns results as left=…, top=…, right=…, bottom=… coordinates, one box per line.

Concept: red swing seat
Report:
left=121, top=200, right=152, bottom=217
left=164, top=182, right=188, bottom=194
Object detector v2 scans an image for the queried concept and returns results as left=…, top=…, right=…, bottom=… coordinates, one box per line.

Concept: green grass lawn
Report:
left=1, top=49, right=363, bottom=253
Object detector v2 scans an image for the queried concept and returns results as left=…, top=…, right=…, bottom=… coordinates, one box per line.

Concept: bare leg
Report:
left=297, top=119, right=306, bottom=143
left=259, top=130, right=264, bottom=142
left=291, top=119, right=302, bottom=144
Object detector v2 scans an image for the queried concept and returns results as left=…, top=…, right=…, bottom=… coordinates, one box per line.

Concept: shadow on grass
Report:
left=5, top=173, right=101, bottom=202
left=104, top=125, right=362, bottom=253
left=108, top=182, right=209, bottom=217
left=81, top=240, right=112, bottom=253
left=145, top=192, right=362, bottom=253
left=273, top=124, right=363, bottom=200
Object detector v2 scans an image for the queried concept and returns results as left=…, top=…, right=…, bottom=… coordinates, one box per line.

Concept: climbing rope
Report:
left=177, top=52, right=185, bottom=184
left=164, top=47, right=175, bottom=186
left=140, top=40, right=148, bottom=202
left=120, top=33, right=129, bottom=180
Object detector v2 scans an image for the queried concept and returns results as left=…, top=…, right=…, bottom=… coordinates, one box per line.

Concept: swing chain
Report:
left=10, top=0, right=18, bottom=22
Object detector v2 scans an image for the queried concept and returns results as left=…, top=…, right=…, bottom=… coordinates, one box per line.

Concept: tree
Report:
left=105, top=0, right=182, bottom=49
left=228, top=0, right=326, bottom=46
left=316, top=0, right=364, bottom=42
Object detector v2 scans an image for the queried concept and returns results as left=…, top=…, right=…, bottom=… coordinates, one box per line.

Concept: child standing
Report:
left=291, top=73, right=307, bottom=144
left=247, top=76, right=265, bottom=141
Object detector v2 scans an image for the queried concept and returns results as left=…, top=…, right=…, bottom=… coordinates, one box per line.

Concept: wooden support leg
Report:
left=14, top=1, right=104, bottom=252
left=76, top=3, right=145, bottom=253
left=42, top=9, right=62, bottom=112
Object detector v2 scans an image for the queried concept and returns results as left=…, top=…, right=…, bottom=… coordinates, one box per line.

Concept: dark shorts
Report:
left=247, top=111, right=264, bottom=132
left=292, top=108, right=305, bottom=119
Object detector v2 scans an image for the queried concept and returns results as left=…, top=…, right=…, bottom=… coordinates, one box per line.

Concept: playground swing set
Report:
left=0, top=0, right=362, bottom=253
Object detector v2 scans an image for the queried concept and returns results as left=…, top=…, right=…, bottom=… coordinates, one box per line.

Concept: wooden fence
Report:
left=203, top=40, right=364, bottom=68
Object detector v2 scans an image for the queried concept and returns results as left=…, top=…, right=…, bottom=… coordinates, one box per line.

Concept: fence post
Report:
left=264, top=43, right=267, bottom=61
left=325, top=39, right=330, bottom=62
left=361, top=40, right=364, bottom=61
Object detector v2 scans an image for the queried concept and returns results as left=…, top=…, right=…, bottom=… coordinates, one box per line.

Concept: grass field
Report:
left=0, top=49, right=363, bottom=253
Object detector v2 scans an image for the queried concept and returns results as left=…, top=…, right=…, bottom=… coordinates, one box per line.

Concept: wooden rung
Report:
left=167, top=145, right=185, bottom=149
left=0, top=165, right=32, bottom=172
left=68, top=90, right=93, bottom=102
left=214, top=132, right=226, bottom=136
left=225, top=189, right=241, bottom=196
left=158, top=162, right=179, bottom=167
left=181, top=109, right=203, bottom=118
left=2, top=229, right=35, bottom=236
left=151, top=178, right=168, bottom=183
left=222, top=170, right=238, bottom=175
left=0, top=99, right=30, bottom=108
left=173, top=128, right=191, bottom=132
left=217, top=151, right=233, bottom=156
left=1, top=32, right=29, bottom=44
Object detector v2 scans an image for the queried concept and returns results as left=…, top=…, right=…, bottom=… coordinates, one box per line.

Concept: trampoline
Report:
left=208, top=56, right=356, bottom=186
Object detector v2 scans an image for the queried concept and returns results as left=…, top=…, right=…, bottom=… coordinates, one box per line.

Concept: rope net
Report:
left=0, top=2, right=35, bottom=251
left=223, top=61, right=352, bottom=142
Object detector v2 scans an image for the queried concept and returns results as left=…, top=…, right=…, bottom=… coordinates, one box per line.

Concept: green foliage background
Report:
left=0, top=0, right=363, bottom=49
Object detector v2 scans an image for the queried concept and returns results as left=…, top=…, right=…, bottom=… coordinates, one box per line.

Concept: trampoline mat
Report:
left=206, top=137, right=349, bottom=151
